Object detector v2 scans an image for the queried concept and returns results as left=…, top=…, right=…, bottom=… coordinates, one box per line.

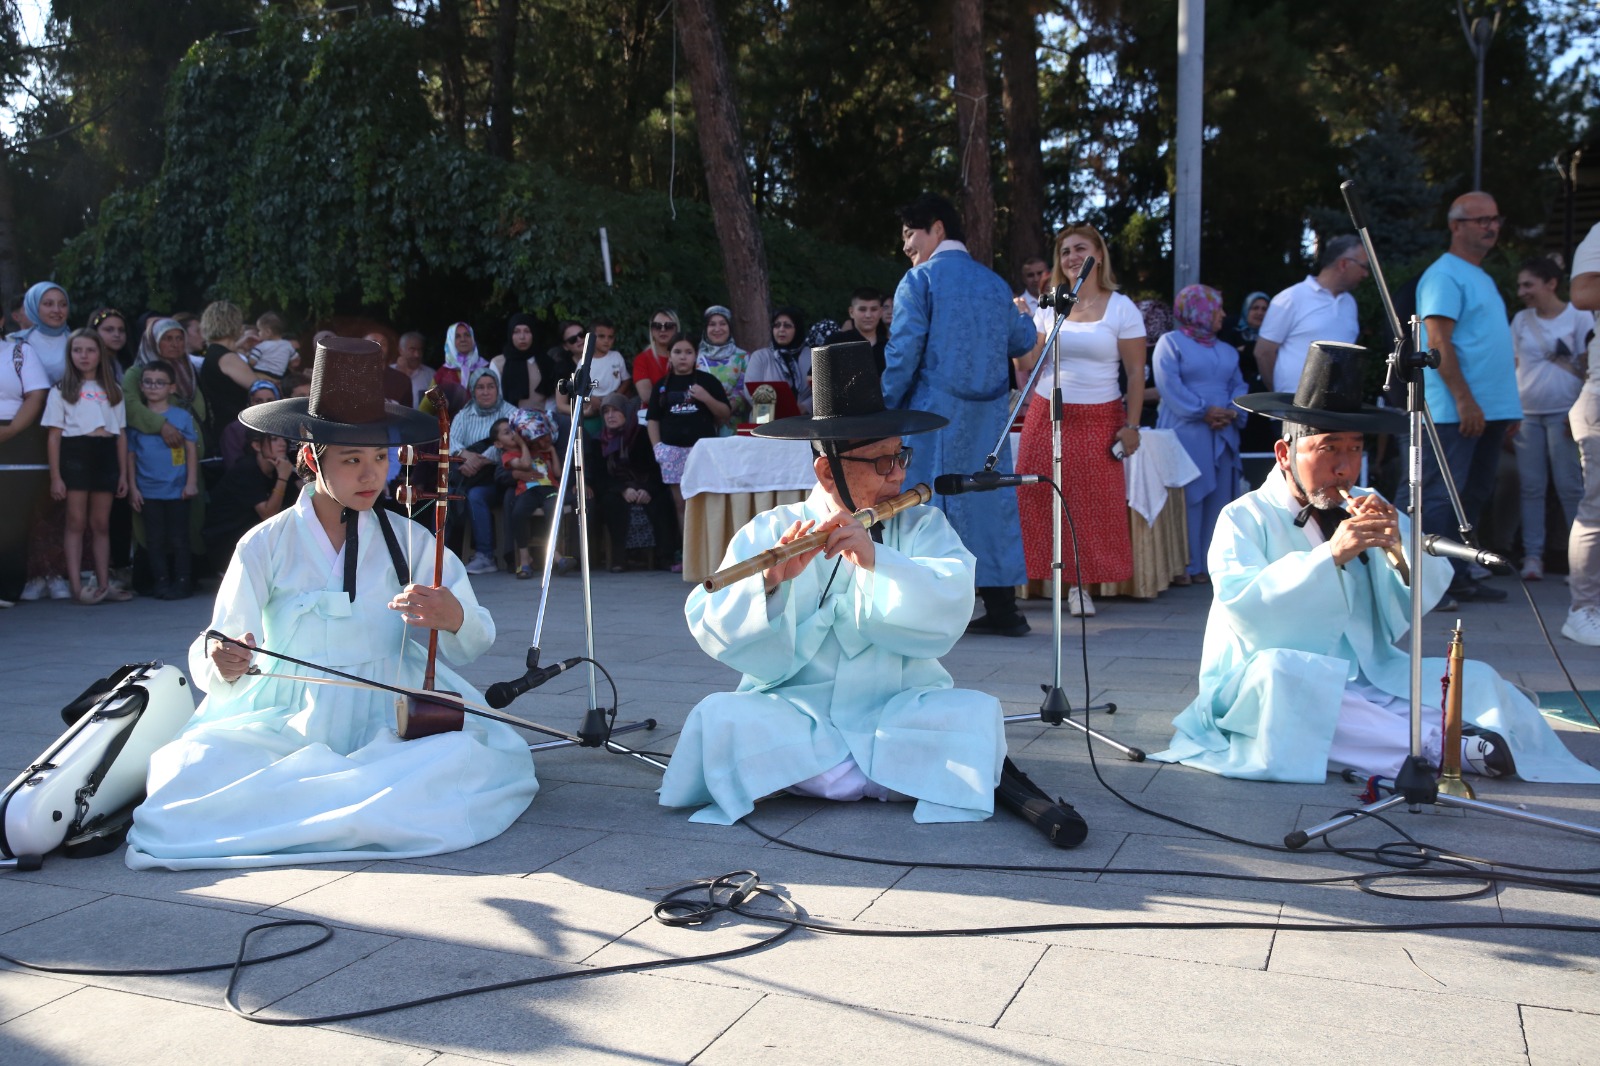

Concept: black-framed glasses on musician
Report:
left=1455, top=214, right=1504, bottom=228
left=839, top=448, right=913, bottom=476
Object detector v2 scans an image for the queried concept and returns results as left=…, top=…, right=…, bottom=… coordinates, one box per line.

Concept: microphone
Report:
left=934, top=472, right=1046, bottom=495
left=1422, top=535, right=1508, bottom=570
left=1037, top=255, right=1097, bottom=312
left=485, top=656, right=584, bottom=709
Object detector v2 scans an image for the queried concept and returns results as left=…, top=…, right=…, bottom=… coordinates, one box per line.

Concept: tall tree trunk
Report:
left=0, top=148, right=21, bottom=308
left=951, top=0, right=994, bottom=266
left=677, top=0, right=771, bottom=349
left=1001, top=1, right=1046, bottom=286
left=487, top=0, right=520, bottom=160
left=438, top=0, right=469, bottom=141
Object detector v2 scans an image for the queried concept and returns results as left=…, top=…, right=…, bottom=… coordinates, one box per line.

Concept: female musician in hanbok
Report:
left=126, top=338, right=538, bottom=871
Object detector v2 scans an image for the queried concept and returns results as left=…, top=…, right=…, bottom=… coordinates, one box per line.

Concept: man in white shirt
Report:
left=1017, top=256, right=1049, bottom=317
left=1255, top=235, right=1369, bottom=392
left=1564, top=221, right=1600, bottom=645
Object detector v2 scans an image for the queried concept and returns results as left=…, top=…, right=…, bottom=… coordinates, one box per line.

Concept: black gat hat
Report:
left=240, top=336, right=438, bottom=447
left=1235, top=341, right=1405, bottom=435
left=752, top=341, right=946, bottom=442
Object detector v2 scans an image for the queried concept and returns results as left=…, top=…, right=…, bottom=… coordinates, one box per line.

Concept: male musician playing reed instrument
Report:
left=1153, top=342, right=1600, bottom=785
left=660, top=342, right=1085, bottom=839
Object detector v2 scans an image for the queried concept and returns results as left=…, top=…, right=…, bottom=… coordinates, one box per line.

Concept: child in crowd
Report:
left=43, top=328, right=129, bottom=604
left=128, top=360, right=199, bottom=599
left=648, top=331, right=730, bottom=563
left=493, top=415, right=571, bottom=578
left=243, top=311, right=297, bottom=379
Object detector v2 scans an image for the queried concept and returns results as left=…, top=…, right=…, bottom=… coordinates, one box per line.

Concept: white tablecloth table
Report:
left=680, top=436, right=816, bottom=584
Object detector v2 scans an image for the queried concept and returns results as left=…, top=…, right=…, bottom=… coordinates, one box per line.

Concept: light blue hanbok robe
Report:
left=882, top=244, right=1036, bottom=587
left=659, top=486, right=1005, bottom=825
left=126, top=489, right=539, bottom=870
left=1151, top=470, right=1600, bottom=784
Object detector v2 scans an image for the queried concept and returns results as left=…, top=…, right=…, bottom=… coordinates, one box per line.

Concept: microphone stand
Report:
left=985, top=261, right=1145, bottom=762
left=1286, top=180, right=1600, bottom=848
left=493, top=332, right=665, bottom=774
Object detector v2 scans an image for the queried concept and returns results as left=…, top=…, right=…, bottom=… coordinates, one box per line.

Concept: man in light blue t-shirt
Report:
left=1396, top=191, right=1520, bottom=602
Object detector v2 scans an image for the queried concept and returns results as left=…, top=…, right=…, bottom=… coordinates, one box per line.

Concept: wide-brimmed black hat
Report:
left=1235, top=341, right=1405, bottom=434
left=240, top=336, right=439, bottom=447
left=752, top=341, right=947, bottom=441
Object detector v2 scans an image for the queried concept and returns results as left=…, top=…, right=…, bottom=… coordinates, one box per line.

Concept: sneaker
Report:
left=18, top=576, right=46, bottom=601
left=966, top=613, right=1031, bottom=638
left=80, top=570, right=99, bottom=591
left=1520, top=556, right=1544, bottom=582
left=1462, top=729, right=1516, bottom=778
left=1446, top=579, right=1506, bottom=603
left=0, top=598, right=12, bottom=609
left=1067, top=587, right=1096, bottom=617
left=1562, top=606, right=1600, bottom=647
left=464, top=552, right=496, bottom=575
left=47, top=575, right=71, bottom=600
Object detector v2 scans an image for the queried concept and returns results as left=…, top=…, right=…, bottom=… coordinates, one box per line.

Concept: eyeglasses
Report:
left=1454, top=214, right=1504, bottom=228
left=650, top=320, right=675, bottom=331
left=1339, top=257, right=1371, bottom=272
left=139, top=378, right=170, bottom=387
left=563, top=333, right=584, bottom=345
left=839, top=448, right=913, bottom=476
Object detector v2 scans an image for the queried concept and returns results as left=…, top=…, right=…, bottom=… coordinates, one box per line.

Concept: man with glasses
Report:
left=1254, top=234, right=1369, bottom=394
left=1397, top=191, right=1519, bottom=603
left=660, top=342, right=1086, bottom=843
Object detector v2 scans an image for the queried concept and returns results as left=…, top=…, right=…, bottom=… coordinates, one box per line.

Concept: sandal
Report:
left=515, top=565, right=533, bottom=580
left=77, top=586, right=107, bottom=605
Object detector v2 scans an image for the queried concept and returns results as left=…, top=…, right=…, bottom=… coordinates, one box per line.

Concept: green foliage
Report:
left=55, top=13, right=899, bottom=351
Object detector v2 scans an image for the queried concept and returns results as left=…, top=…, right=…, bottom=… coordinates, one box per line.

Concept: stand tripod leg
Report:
left=1433, top=793, right=1600, bottom=840
left=1005, top=685, right=1146, bottom=761
left=1285, top=793, right=1411, bottom=849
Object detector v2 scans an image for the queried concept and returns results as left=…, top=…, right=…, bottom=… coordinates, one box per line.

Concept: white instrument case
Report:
left=1, top=662, right=194, bottom=869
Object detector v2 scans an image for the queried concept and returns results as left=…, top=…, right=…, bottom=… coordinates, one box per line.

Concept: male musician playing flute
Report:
left=1152, top=342, right=1600, bottom=785
left=660, top=342, right=1084, bottom=837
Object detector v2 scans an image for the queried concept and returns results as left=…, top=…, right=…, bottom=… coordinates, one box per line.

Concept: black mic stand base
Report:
left=1005, top=685, right=1144, bottom=761
left=527, top=721, right=668, bottom=774
left=1285, top=754, right=1600, bottom=849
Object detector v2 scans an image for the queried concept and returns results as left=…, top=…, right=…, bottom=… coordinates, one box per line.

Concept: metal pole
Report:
left=1174, top=0, right=1204, bottom=293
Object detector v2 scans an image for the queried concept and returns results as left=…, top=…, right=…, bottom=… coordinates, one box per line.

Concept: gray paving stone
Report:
left=695, top=994, right=1210, bottom=1065
left=267, top=935, right=761, bottom=1065
left=1521, top=1005, right=1600, bottom=1065
left=1001, top=943, right=1528, bottom=1064
left=859, top=866, right=1280, bottom=969
left=587, top=915, right=1046, bottom=1025
left=395, top=821, right=607, bottom=878
left=530, top=830, right=907, bottom=920
left=0, top=892, right=395, bottom=1010
left=267, top=861, right=654, bottom=963
left=0, top=877, right=104, bottom=935
left=0, top=984, right=438, bottom=1065
left=0, top=969, right=81, bottom=1025
left=520, top=779, right=822, bottom=843
left=7, top=848, right=380, bottom=914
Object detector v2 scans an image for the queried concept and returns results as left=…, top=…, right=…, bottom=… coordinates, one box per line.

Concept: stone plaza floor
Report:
left=3, top=558, right=1600, bottom=1064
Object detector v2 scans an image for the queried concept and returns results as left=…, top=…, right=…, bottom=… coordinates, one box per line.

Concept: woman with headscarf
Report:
left=10, top=281, right=71, bottom=384
left=493, top=312, right=542, bottom=411
left=1154, top=284, right=1248, bottom=585
left=589, top=392, right=676, bottom=571
left=435, top=321, right=487, bottom=390
left=1217, top=290, right=1274, bottom=454
left=448, top=367, right=520, bottom=575
left=744, top=306, right=813, bottom=415
left=695, top=305, right=748, bottom=425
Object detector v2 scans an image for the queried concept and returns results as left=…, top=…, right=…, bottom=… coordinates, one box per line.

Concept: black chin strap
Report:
left=338, top=504, right=413, bottom=601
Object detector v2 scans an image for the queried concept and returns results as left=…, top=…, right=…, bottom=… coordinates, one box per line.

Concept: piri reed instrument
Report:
left=1337, top=488, right=1411, bottom=584
left=1438, top=618, right=1474, bottom=798
left=702, top=483, right=932, bottom=592
left=393, top=386, right=468, bottom=740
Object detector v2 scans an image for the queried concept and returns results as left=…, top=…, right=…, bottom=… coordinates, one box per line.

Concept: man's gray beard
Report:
left=1304, top=488, right=1342, bottom=511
